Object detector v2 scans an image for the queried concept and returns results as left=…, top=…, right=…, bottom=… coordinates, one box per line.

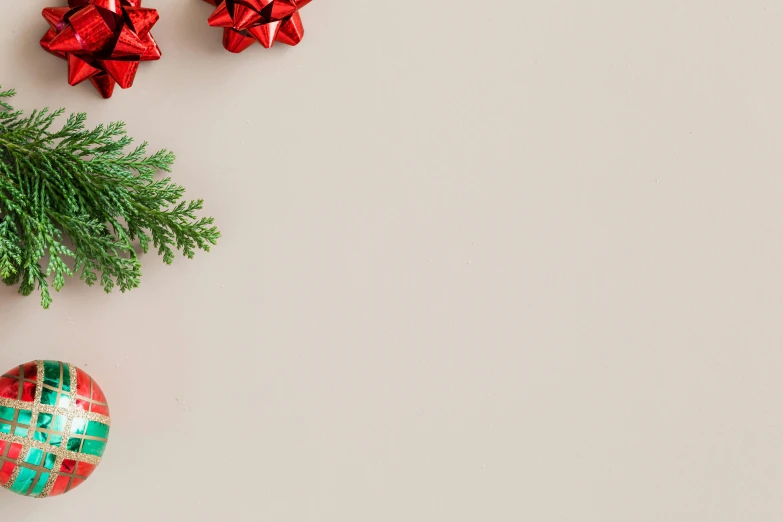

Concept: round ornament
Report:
left=0, top=361, right=110, bottom=498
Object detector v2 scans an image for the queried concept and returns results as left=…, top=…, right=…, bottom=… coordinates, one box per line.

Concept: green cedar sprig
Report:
left=0, top=87, right=219, bottom=308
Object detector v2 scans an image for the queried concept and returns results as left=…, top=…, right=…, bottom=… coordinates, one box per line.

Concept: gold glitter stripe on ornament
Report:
left=0, top=398, right=111, bottom=426
left=29, top=361, right=67, bottom=497
left=1, top=361, right=46, bottom=492
left=0, top=432, right=102, bottom=466
left=38, top=363, right=79, bottom=498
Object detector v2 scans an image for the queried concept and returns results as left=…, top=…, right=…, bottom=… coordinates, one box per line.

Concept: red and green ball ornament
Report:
left=0, top=361, right=110, bottom=498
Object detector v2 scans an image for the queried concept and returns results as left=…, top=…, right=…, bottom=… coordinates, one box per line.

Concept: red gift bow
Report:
left=41, top=0, right=161, bottom=98
left=204, top=0, right=312, bottom=53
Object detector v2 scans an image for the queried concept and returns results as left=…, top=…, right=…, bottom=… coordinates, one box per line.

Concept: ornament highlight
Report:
left=40, top=0, right=162, bottom=98
left=204, top=0, right=313, bottom=53
left=0, top=361, right=110, bottom=498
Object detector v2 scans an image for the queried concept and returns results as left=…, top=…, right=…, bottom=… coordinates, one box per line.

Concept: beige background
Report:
left=2, top=1, right=783, bottom=520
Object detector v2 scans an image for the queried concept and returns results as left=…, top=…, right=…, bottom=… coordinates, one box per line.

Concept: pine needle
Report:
left=0, top=87, right=220, bottom=308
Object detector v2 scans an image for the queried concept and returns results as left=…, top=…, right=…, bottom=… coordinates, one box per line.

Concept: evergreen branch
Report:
left=0, top=87, right=219, bottom=308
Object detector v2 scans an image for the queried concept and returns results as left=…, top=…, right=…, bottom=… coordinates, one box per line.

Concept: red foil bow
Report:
left=40, top=0, right=161, bottom=98
left=204, top=0, right=312, bottom=53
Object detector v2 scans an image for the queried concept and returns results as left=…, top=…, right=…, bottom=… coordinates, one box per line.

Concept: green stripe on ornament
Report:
left=70, top=417, right=87, bottom=436
left=10, top=467, right=36, bottom=495
left=17, top=409, right=31, bottom=427
left=0, top=408, right=32, bottom=436
left=42, top=361, right=70, bottom=390
left=41, top=361, right=71, bottom=407
left=25, top=448, right=43, bottom=466
left=80, top=439, right=107, bottom=457
left=34, top=412, right=67, bottom=447
left=44, top=453, right=56, bottom=470
left=85, top=421, right=110, bottom=439
left=30, top=472, right=50, bottom=496
left=0, top=406, right=14, bottom=421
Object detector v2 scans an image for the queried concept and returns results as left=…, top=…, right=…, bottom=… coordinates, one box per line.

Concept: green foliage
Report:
left=0, top=87, right=219, bottom=308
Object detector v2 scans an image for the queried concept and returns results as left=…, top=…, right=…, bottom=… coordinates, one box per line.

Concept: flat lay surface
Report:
left=2, top=1, right=783, bottom=520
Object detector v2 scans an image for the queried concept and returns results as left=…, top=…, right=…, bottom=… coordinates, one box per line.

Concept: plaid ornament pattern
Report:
left=0, top=361, right=110, bottom=498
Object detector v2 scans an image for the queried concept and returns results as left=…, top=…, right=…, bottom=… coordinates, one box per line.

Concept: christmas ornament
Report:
left=40, top=0, right=162, bottom=98
left=204, top=0, right=313, bottom=53
left=0, top=361, right=110, bottom=498
left=0, top=87, right=220, bottom=309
